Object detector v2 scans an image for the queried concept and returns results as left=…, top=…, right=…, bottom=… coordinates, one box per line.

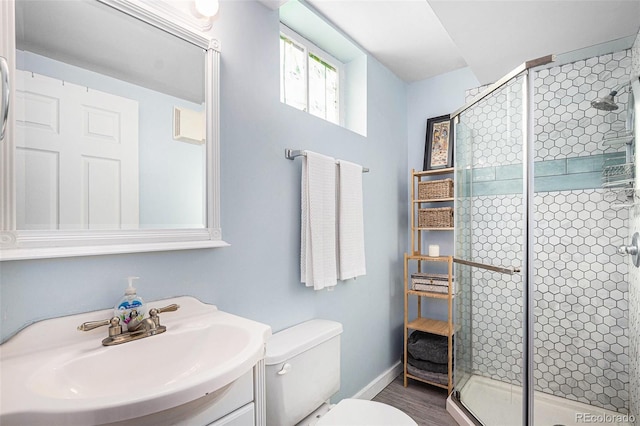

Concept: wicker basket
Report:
left=418, top=207, right=454, bottom=228
left=418, top=179, right=453, bottom=200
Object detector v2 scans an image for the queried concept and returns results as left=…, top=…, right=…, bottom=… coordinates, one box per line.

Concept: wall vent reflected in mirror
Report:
left=173, top=106, right=205, bottom=145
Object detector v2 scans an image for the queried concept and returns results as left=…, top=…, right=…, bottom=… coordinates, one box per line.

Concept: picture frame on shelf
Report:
left=423, top=115, right=453, bottom=170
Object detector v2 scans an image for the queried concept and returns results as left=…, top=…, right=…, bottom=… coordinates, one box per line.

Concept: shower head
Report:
left=591, top=90, right=620, bottom=111
left=592, top=76, right=640, bottom=111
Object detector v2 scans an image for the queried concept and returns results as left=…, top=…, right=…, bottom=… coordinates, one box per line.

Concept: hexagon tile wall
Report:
left=534, top=190, right=628, bottom=412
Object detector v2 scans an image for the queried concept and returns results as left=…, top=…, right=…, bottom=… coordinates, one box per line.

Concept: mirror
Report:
left=0, top=0, right=225, bottom=259
left=16, top=0, right=206, bottom=229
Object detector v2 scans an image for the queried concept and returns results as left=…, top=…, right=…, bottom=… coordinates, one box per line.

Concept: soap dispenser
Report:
left=114, top=276, right=146, bottom=331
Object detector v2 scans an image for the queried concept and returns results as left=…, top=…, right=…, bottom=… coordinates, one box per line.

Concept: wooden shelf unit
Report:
left=404, top=168, right=456, bottom=394
left=403, top=253, right=454, bottom=392
left=407, top=317, right=450, bottom=335
left=407, top=289, right=452, bottom=300
left=410, top=169, right=454, bottom=255
left=413, top=167, right=455, bottom=177
left=414, top=198, right=455, bottom=203
left=404, top=372, right=449, bottom=390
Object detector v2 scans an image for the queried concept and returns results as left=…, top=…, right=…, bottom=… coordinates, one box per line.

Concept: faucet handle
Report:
left=148, top=304, right=179, bottom=327
left=149, top=304, right=180, bottom=316
left=78, top=318, right=110, bottom=331
left=78, top=317, right=122, bottom=336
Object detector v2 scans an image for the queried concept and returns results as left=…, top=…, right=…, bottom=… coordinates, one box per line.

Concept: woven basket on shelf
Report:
left=418, top=207, right=454, bottom=228
left=418, top=179, right=453, bottom=200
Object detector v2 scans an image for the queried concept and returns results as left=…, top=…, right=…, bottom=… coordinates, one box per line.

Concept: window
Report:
left=279, top=0, right=367, bottom=136
left=280, top=26, right=341, bottom=125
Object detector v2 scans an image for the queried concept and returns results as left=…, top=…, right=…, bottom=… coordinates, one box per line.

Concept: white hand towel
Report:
left=301, top=151, right=337, bottom=290
left=337, top=160, right=366, bottom=280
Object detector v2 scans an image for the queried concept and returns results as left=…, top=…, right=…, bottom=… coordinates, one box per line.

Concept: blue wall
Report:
left=0, top=1, right=409, bottom=401
left=407, top=67, right=480, bottom=173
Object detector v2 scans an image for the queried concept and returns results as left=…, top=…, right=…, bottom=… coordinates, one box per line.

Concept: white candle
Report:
left=428, top=245, right=440, bottom=257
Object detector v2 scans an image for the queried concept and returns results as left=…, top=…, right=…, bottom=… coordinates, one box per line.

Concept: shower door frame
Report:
left=448, top=54, right=555, bottom=426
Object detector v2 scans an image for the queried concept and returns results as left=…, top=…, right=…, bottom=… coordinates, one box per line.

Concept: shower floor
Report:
left=448, top=375, right=633, bottom=426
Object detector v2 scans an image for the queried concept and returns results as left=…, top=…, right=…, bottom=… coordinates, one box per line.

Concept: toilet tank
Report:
left=265, top=319, right=343, bottom=426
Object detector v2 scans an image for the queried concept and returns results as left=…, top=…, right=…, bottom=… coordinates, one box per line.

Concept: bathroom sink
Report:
left=0, top=296, right=271, bottom=425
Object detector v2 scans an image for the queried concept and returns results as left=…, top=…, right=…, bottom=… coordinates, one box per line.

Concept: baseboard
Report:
left=352, top=361, right=403, bottom=400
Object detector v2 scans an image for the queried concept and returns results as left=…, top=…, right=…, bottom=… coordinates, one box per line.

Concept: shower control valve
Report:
left=619, top=245, right=638, bottom=255
left=619, top=232, right=640, bottom=268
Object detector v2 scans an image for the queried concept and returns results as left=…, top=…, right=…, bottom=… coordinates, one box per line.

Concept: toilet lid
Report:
left=315, top=399, right=418, bottom=426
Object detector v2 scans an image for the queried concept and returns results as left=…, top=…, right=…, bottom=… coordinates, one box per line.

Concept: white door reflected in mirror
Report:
left=16, top=71, right=139, bottom=230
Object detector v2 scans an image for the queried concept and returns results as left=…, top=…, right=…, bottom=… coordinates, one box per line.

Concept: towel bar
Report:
left=285, top=149, right=369, bottom=173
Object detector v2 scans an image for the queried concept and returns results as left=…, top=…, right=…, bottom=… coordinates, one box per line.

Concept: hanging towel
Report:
left=301, top=151, right=337, bottom=290
left=337, top=160, right=366, bottom=280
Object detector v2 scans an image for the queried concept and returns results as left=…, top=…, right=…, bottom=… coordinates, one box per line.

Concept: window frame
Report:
left=279, top=24, right=344, bottom=126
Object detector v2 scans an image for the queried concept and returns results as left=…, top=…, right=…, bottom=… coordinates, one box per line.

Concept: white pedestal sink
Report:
left=0, top=296, right=271, bottom=426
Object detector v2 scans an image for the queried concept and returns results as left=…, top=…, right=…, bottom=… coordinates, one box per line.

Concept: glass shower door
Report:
left=453, top=74, right=527, bottom=426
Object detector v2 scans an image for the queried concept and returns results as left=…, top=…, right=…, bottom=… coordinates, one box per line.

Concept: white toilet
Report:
left=265, top=319, right=418, bottom=426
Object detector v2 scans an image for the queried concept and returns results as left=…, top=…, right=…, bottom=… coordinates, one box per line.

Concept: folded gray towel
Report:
left=407, top=331, right=450, bottom=364
left=407, top=353, right=448, bottom=374
left=406, top=364, right=449, bottom=385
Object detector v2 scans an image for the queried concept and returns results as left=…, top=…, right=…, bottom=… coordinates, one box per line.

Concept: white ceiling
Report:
left=279, top=0, right=640, bottom=85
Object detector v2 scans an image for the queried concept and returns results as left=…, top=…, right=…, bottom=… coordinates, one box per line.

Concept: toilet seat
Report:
left=315, top=399, right=418, bottom=426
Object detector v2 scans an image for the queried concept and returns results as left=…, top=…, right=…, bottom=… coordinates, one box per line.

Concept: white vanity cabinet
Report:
left=189, top=367, right=266, bottom=426
left=209, top=403, right=255, bottom=426
left=204, top=371, right=256, bottom=426
left=126, top=366, right=263, bottom=426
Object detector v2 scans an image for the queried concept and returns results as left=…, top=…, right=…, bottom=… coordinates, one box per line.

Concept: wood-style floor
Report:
left=372, top=376, right=459, bottom=426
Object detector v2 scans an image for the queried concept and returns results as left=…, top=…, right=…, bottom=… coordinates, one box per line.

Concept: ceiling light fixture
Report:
left=195, top=0, right=219, bottom=18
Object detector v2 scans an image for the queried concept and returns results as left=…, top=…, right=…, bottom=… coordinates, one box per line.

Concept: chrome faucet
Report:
left=77, top=304, right=180, bottom=346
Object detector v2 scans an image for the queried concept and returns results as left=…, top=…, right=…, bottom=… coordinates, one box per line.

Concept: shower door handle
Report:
left=453, top=257, right=521, bottom=275
left=0, top=56, right=9, bottom=142
left=618, top=232, right=640, bottom=267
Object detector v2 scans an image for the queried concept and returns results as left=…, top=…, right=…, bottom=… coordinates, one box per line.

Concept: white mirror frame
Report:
left=0, top=0, right=228, bottom=261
